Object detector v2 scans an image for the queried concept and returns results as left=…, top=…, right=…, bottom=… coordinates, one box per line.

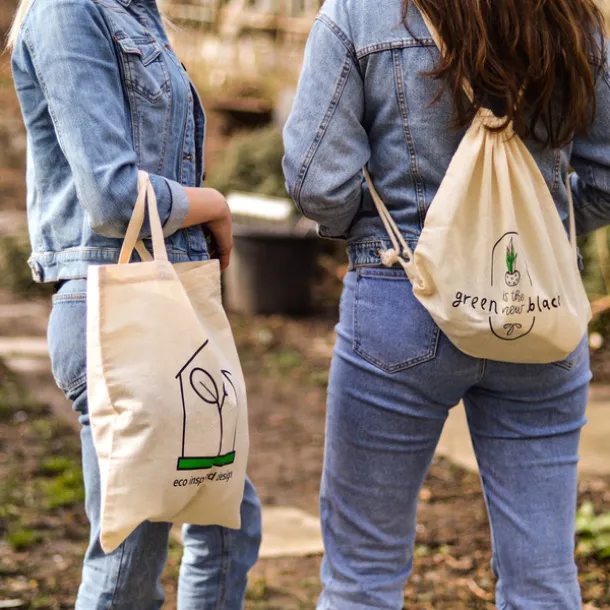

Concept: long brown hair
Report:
left=405, top=0, right=607, bottom=147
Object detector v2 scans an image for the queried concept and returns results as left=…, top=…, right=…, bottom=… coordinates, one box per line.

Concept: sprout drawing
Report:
left=189, top=368, right=237, bottom=456
left=175, top=341, right=238, bottom=471
left=505, top=238, right=521, bottom=287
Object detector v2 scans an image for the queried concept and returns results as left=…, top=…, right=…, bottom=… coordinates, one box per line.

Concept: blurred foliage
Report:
left=576, top=501, right=610, bottom=560
left=0, top=357, right=43, bottom=422
left=0, top=115, right=27, bottom=170
left=38, top=464, right=85, bottom=510
left=7, top=527, right=42, bottom=552
left=206, top=126, right=288, bottom=199
left=0, top=234, right=51, bottom=298
left=581, top=233, right=606, bottom=298
left=581, top=230, right=610, bottom=336
left=0, top=353, right=85, bottom=561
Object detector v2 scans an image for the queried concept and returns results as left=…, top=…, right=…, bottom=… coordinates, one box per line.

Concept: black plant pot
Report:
left=223, top=223, right=320, bottom=316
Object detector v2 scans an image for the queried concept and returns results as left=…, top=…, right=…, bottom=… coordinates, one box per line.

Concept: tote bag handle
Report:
left=118, top=171, right=168, bottom=264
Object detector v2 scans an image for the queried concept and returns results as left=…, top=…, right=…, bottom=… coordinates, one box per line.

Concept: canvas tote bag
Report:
left=362, top=8, right=591, bottom=364
left=87, top=171, right=248, bottom=553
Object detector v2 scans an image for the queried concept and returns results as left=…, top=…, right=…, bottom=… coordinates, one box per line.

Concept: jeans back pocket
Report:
left=353, top=267, right=440, bottom=373
left=48, top=282, right=88, bottom=396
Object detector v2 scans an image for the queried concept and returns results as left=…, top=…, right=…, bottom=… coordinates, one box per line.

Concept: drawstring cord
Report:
left=362, top=167, right=414, bottom=275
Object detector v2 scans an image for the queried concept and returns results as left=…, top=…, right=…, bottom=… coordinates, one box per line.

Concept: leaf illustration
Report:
left=506, top=239, right=517, bottom=274
left=190, top=368, right=219, bottom=405
left=222, top=370, right=240, bottom=452
left=221, top=370, right=236, bottom=395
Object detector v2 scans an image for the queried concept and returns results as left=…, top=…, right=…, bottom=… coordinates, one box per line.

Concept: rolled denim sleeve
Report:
left=282, top=14, right=369, bottom=239
left=570, top=58, right=610, bottom=236
left=19, top=0, right=188, bottom=239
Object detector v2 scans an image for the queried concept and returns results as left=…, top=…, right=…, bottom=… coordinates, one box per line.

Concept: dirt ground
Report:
left=1, top=300, right=610, bottom=610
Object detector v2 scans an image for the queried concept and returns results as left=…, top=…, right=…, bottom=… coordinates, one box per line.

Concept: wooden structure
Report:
left=165, top=0, right=322, bottom=87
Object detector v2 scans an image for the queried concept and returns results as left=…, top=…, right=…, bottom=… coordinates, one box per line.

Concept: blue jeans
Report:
left=48, top=280, right=262, bottom=609
left=318, top=268, right=590, bottom=610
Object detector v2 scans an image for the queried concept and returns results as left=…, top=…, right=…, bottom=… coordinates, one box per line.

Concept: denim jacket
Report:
left=11, top=0, right=208, bottom=282
left=283, top=0, right=610, bottom=268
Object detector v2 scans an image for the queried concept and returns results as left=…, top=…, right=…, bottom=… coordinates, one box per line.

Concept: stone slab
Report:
left=437, top=389, right=610, bottom=475
left=171, top=506, right=324, bottom=559
left=260, top=506, right=324, bottom=559
left=0, top=337, right=48, bottom=358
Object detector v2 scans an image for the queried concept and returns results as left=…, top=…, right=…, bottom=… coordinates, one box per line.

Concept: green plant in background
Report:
left=39, top=467, right=85, bottom=510
left=1, top=355, right=86, bottom=561
left=206, top=126, right=288, bottom=199
left=8, top=528, right=42, bottom=552
left=576, top=501, right=610, bottom=560
left=0, top=234, right=51, bottom=298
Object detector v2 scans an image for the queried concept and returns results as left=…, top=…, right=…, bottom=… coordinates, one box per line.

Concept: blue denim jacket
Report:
left=283, top=0, right=610, bottom=268
left=11, top=0, right=208, bottom=282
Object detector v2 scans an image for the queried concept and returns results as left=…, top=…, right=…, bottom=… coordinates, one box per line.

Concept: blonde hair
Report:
left=6, top=0, right=32, bottom=50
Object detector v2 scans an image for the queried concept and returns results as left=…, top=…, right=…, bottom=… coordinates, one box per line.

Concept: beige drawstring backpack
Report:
left=363, top=7, right=591, bottom=364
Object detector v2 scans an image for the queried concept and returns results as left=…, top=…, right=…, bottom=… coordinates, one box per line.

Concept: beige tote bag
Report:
left=363, top=9, right=591, bottom=364
left=87, top=171, right=248, bottom=553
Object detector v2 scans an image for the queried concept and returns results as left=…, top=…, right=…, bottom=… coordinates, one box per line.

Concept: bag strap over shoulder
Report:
left=362, top=167, right=414, bottom=272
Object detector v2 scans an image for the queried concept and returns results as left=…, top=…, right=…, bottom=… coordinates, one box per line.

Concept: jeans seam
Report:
left=358, top=268, right=413, bottom=280
left=552, top=359, right=576, bottom=371
left=52, top=293, right=87, bottom=304
left=293, top=53, right=353, bottom=207
left=357, top=38, right=435, bottom=60
left=392, top=49, right=427, bottom=229
left=476, top=359, right=486, bottom=382
left=550, top=148, right=561, bottom=196
left=480, top=472, right=504, bottom=609
left=215, top=528, right=231, bottom=610
left=156, top=48, right=172, bottom=175
left=316, top=13, right=358, bottom=63
left=108, top=541, right=127, bottom=608
left=61, top=375, right=87, bottom=394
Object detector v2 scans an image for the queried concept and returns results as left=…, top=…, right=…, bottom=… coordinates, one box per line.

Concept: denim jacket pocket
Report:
left=115, top=34, right=169, bottom=103
left=353, top=266, right=440, bottom=373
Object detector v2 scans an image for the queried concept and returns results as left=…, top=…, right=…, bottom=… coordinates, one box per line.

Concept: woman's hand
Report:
left=182, top=187, right=233, bottom=270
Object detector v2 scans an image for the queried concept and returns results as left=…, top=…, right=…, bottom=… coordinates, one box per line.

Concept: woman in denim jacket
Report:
left=8, top=0, right=261, bottom=607
left=284, top=0, right=610, bottom=608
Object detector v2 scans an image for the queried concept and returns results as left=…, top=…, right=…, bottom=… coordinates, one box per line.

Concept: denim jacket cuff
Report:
left=160, top=178, right=189, bottom=238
